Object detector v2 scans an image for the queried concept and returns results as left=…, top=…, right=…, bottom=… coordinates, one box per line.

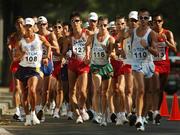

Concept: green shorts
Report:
left=90, top=63, right=113, bottom=80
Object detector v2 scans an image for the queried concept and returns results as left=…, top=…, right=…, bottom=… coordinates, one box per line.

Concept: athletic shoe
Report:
left=24, top=115, right=32, bottom=126
left=116, top=113, right=129, bottom=126
left=53, top=111, right=60, bottom=119
left=128, top=113, right=137, bottom=126
left=80, top=109, right=89, bottom=121
left=60, top=103, right=68, bottom=116
left=93, top=112, right=102, bottom=124
left=153, top=113, right=161, bottom=125
left=37, top=110, right=43, bottom=120
left=135, top=117, right=145, bottom=131
left=76, top=115, right=83, bottom=124
left=110, top=113, right=117, bottom=123
left=100, top=114, right=107, bottom=126
left=13, top=114, right=24, bottom=121
left=32, top=114, right=40, bottom=125
left=86, top=109, right=94, bottom=120
left=67, top=111, right=74, bottom=120
left=146, top=110, right=153, bottom=121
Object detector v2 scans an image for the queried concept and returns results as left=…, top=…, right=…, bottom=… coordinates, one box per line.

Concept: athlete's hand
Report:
left=42, top=58, right=49, bottom=66
left=60, top=57, right=66, bottom=67
left=161, top=33, right=167, bottom=41
left=84, top=55, right=90, bottom=65
left=140, top=39, right=148, bottom=48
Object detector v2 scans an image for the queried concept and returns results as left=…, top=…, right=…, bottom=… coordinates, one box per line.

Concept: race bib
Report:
left=92, top=46, right=106, bottom=59
left=154, top=47, right=166, bottom=61
left=133, top=47, right=148, bottom=61
left=25, top=51, right=38, bottom=64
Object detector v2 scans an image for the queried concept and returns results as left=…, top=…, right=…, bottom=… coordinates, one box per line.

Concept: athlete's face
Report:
left=138, top=11, right=150, bottom=27
left=53, top=23, right=63, bottom=35
left=128, top=18, right=138, bottom=29
left=38, top=22, right=48, bottom=30
left=63, top=25, right=70, bottom=36
left=98, top=19, right=108, bottom=33
left=71, top=16, right=82, bottom=29
left=153, top=16, right=164, bottom=29
left=25, top=24, right=34, bottom=36
left=116, top=18, right=126, bottom=31
left=15, top=18, right=24, bottom=31
left=89, top=19, right=98, bottom=28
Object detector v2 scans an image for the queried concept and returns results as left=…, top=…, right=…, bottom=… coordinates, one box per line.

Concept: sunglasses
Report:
left=139, top=16, right=149, bottom=21
left=90, top=20, right=97, bottom=23
left=40, top=23, right=47, bottom=26
left=71, top=19, right=80, bottom=23
left=117, top=22, right=125, bottom=25
left=54, top=25, right=62, bottom=29
left=154, top=20, right=163, bottom=23
left=130, top=19, right=138, bottom=23
left=100, top=24, right=108, bottom=27
left=25, top=24, right=33, bottom=28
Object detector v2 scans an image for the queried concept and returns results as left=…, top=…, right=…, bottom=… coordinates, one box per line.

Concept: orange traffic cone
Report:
left=168, top=94, right=180, bottom=120
left=160, top=92, right=170, bottom=117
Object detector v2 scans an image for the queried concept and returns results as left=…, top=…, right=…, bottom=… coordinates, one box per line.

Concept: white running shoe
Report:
left=67, top=111, right=74, bottom=120
left=80, top=109, right=89, bottom=121
left=60, top=103, right=68, bottom=116
left=93, top=112, right=102, bottom=124
left=24, top=115, right=32, bottom=126
left=116, top=113, right=129, bottom=126
left=53, top=111, right=60, bottom=119
left=135, top=117, right=145, bottom=131
left=100, top=114, right=107, bottom=126
left=76, top=115, right=83, bottom=124
left=32, top=114, right=40, bottom=125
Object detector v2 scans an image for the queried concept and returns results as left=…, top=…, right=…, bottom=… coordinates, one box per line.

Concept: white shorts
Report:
left=132, top=62, right=155, bottom=78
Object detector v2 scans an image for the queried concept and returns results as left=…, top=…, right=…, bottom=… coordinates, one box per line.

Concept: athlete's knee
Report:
left=137, top=88, right=145, bottom=96
left=125, top=89, right=133, bottom=97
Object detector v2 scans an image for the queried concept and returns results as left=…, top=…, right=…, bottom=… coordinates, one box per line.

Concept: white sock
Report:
left=16, top=107, right=20, bottom=116
left=31, top=111, right=36, bottom=116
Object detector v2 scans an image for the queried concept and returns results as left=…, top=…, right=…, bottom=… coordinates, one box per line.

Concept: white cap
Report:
left=108, top=21, right=116, bottom=28
left=89, top=12, right=98, bottom=21
left=128, top=11, right=138, bottom=20
left=25, top=18, right=35, bottom=26
left=37, top=16, right=48, bottom=24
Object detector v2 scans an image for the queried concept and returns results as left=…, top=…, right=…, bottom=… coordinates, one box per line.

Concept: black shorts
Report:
left=15, top=66, right=40, bottom=87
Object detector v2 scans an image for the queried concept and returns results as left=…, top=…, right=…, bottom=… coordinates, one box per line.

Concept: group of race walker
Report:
left=7, top=8, right=177, bottom=131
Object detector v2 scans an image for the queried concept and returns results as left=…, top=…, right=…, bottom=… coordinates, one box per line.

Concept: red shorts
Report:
left=119, top=64, right=132, bottom=74
left=154, top=63, right=170, bottom=74
left=111, top=59, right=123, bottom=79
left=52, top=61, right=61, bottom=79
left=10, top=61, right=20, bottom=73
left=68, top=58, right=90, bottom=75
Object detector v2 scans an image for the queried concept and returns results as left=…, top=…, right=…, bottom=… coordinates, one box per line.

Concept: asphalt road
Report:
left=1, top=115, right=180, bottom=135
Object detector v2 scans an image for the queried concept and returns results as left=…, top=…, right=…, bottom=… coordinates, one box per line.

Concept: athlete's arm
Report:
left=7, top=35, right=13, bottom=60
left=140, top=30, right=158, bottom=56
left=49, top=32, right=60, bottom=54
left=164, top=30, right=177, bottom=52
left=85, top=35, right=93, bottom=61
left=39, top=35, right=51, bottom=59
left=62, top=36, right=71, bottom=58
left=148, top=30, right=159, bottom=56
left=13, top=41, right=25, bottom=62
left=108, top=36, right=115, bottom=58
